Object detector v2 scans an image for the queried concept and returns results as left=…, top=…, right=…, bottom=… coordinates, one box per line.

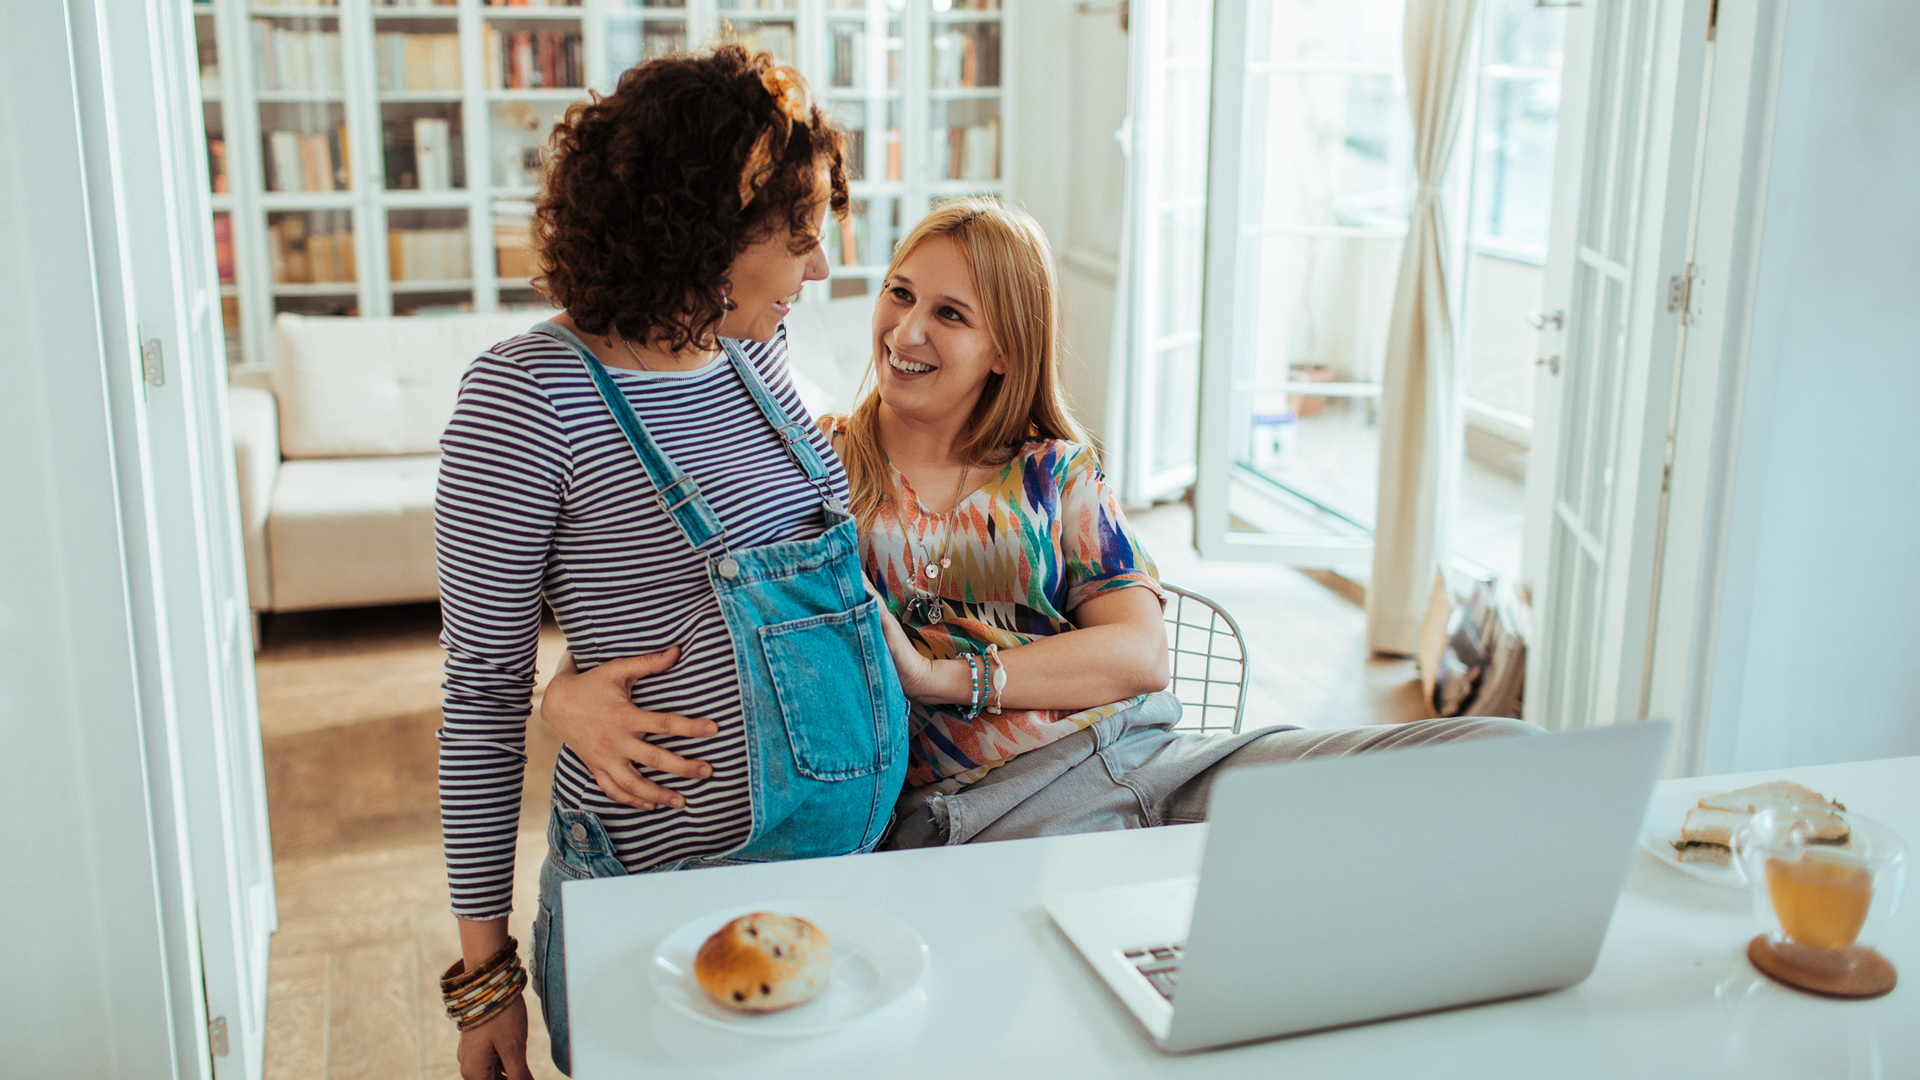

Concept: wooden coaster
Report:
left=1748, top=935, right=1898, bottom=999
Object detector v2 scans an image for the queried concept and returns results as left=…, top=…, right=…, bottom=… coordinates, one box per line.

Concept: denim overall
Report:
left=528, top=328, right=908, bottom=1073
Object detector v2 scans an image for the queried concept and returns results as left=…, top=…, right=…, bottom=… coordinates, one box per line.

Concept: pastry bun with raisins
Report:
left=693, top=912, right=832, bottom=1013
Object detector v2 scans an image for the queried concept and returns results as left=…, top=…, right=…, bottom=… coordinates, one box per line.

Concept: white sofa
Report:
left=231, top=302, right=875, bottom=615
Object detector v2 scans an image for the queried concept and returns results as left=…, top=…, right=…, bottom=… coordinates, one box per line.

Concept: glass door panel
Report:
left=1202, top=0, right=1411, bottom=569
left=1119, top=0, right=1211, bottom=502
left=1450, top=0, right=1569, bottom=583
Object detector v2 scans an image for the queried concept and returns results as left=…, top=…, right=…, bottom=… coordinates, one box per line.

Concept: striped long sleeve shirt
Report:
left=434, top=323, right=847, bottom=919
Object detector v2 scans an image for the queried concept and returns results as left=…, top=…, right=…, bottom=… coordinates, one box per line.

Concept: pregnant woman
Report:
left=434, top=49, right=903, bottom=1079
left=542, top=200, right=1531, bottom=855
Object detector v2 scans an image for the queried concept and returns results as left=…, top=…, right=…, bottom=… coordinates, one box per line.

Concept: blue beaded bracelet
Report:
left=962, top=653, right=986, bottom=719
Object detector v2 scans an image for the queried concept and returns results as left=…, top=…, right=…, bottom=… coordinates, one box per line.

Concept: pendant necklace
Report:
left=905, top=460, right=969, bottom=626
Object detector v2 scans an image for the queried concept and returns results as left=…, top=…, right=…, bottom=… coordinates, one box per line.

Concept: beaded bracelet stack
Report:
left=441, top=938, right=528, bottom=1032
left=962, top=654, right=986, bottom=719
left=961, top=647, right=1010, bottom=719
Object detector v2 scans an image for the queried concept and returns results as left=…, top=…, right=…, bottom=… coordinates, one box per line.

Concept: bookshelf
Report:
left=191, top=0, right=1014, bottom=369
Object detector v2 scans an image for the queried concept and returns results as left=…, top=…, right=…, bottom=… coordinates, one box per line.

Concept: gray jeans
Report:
left=885, top=691, right=1539, bottom=848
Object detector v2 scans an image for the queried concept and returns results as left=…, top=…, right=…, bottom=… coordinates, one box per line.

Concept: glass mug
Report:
left=1733, top=806, right=1905, bottom=985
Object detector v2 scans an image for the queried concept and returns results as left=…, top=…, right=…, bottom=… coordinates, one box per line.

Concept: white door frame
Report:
left=65, top=0, right=278, bottom=1075
left=1642, top=0, right=1791, bottom=775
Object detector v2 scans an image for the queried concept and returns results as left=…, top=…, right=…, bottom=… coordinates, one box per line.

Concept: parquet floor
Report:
left=255, top=502, right=1424, bottom=1078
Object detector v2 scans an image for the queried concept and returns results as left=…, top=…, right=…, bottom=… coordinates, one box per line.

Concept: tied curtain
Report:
left=1367, top=0, right=1481, bottom=655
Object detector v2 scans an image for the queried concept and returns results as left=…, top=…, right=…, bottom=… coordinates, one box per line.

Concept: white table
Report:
left=566, top=756, right=1918, bottom=1078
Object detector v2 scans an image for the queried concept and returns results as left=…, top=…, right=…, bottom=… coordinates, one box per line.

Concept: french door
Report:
left=1117, top=0, right=1213, bottom=504
left=1191, top=0, right=1409, bottom=574
left=1522, top=0, right=1717, bottom=734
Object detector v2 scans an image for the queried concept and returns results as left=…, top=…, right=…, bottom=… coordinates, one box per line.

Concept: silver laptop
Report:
left=1045, top=721, right=1671, bottom=1052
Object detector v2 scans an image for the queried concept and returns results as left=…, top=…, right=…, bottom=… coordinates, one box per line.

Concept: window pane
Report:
left=1253, top=72, right=1415, bottom=230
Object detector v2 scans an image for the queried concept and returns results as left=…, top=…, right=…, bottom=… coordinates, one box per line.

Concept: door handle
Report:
left=1527, top=308, right=1565, bottom=331
left=1536, top=354, right=1561, bottom=375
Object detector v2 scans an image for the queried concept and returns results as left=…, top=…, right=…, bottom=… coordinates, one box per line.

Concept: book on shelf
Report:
left=938, top=117, right=999, bottom=181
left=264, top=124, right=349, bottom=193
left=485, top=0, right=581, bottom=7
left=836, top=212, right=863, bottom=267
left=213, top=214, right=235, bottom=284
left=485, top=27, right=583, bottom=91
left=377, top=32, right=461, bottom=92
left=494, top=209, right=538, bottom=278
left=208, top=137, right=229, bottom=194
left=886, top=128, right=901, bottom=181
left=252, top=20, right=343, bottom=95
left=388, top=226, right=472, bottom=282
left=413, top=118, right=452, bottom=190
left=268, top=216, right=356, bottom=285
left=830, top=28, right=864, bottom=88
left=374, top=0, right=455, bottom=8
left=934, top=24, right=1000, bottom=89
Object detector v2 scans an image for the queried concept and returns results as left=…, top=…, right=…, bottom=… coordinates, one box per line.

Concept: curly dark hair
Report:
left=533, top=45, right=849, bottom=351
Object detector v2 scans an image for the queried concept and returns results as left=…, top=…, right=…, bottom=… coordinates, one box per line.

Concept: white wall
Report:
left=0, top=2, right=185, bottom=1075
left=1702, top=0, right=1920, bottom=771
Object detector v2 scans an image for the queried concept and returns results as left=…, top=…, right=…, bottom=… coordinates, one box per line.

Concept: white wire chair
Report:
left=1161, top=583, right=1250, bottom=735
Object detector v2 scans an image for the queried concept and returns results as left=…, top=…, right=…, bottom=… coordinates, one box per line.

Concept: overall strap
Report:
left=720, top=338, right=843, bottom=512
left=543, top=324, right=730, bottom=553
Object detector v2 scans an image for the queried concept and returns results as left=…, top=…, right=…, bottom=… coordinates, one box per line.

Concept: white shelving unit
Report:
left=191, top=0, right=1012, bottom=369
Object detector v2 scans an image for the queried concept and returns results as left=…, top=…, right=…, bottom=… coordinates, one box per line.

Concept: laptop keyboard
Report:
left=1123, top=942, right=1185, bottom=1001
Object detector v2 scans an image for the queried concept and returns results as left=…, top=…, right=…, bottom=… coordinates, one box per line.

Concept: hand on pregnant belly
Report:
left=540, top=646, right=719, bottom=810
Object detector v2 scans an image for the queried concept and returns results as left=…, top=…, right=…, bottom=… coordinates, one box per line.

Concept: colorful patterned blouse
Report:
left=821, top=417, right=1165, bottom=787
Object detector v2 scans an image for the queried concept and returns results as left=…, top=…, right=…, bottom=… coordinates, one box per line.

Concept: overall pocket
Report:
left=758, top=597, right=903, bottom=782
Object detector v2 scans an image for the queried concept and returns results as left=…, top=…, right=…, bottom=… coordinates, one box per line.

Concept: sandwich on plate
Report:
left=1673, top=780, right=1848, bottom=867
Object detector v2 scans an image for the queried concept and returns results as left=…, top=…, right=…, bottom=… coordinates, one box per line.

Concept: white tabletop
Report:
left=565, top=755, right=1918, bottom=1079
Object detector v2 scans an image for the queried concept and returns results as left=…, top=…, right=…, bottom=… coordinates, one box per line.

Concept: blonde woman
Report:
left=543, top=198, right=1534, bottom=849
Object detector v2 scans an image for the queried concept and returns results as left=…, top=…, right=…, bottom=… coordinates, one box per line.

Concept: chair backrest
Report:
left=1162, top=583, right=1250, bottom=735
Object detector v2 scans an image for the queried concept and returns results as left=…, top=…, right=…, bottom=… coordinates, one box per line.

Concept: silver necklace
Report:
left=613, top=330, right=653, bottom=372
left=904, top=462, right=969, bottom=626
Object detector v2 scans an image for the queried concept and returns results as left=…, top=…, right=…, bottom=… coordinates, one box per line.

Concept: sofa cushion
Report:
left=228, top=386, right=280, bottom=611
left=273, top=311, right=547, bottom=459
left=779, top=296, right=879, bottom=416
left=267, top=455, right=441, bottom=611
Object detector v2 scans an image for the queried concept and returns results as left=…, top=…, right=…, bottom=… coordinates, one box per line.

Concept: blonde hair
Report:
left=841, top=197, right=1090, bottom=520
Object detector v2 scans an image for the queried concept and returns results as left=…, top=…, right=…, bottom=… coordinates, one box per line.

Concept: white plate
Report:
left=1638, top=780, right=1751, bottom=889
left=649, top=899, right=928, bottom=1037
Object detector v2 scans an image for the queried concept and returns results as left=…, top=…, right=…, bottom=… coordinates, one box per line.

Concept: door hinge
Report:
left=1666, top=263, right=1701, bottom=326
left=142, top=337, right=167, bottom=387
left=209, top=1015, right=230, bottom=1057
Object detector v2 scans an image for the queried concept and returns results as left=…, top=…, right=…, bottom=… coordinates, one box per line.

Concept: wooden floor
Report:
left=255, top=501, right=1424, bottom=1078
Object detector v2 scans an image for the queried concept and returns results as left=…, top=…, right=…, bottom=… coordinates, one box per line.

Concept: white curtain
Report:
left=1367, top=0, right=1480, bottom=655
